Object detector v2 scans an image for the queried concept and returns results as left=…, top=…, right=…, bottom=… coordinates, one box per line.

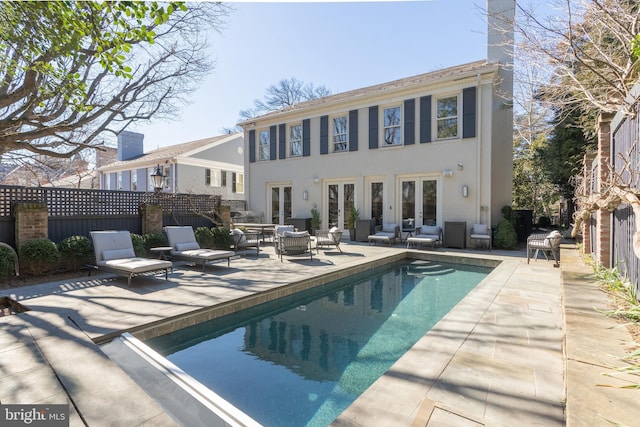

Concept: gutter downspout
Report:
left=476, top=73, right=483, bottom=225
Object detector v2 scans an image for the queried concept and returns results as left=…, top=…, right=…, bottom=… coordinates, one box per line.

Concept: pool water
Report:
left=146, top=259, right=491, bottom=427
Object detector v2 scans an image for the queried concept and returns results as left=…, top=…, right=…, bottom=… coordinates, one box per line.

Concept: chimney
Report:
left=487, top=0, right=515, bottom=65
left=117, top=131, right=144, bottom=161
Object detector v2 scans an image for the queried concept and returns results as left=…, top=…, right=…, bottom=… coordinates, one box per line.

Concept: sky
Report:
left=131, top=1, right=491, bottom=151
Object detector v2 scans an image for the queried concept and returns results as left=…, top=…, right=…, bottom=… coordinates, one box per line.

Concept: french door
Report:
left=269, top=185, right=292, bottom=224
left=327, top=182, right=355, bottom=231
left=400, top=177, right=438, bottom=228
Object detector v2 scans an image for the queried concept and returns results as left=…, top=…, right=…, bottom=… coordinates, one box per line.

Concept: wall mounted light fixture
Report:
left=312, top=176, right=320, bottom=184
left=462, top=185, right=469, bottom=198
left=303, top=190, right=308, bottom=200
left=442, top=169, right=453, bottom=177
left=457, top=162, right=464, bottom=170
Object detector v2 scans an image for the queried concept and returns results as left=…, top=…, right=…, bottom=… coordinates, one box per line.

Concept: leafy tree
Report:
left=0, top=1, right=230, bottom=158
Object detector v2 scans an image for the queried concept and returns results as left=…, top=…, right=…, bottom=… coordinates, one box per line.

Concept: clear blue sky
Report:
left=132, top=1, right=490, bottom=151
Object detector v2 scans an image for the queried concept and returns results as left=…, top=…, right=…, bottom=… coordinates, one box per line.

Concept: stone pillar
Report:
left=139, top=203, right=163, bottom=235
left=14, top=202, right=48, bottom=249
left=595, top=113, right=614, bottom=268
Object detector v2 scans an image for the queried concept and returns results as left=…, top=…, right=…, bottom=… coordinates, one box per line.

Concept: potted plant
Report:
left=310, top=203, right=321, bottom=235
left=347, top=205, right=360, bottom=241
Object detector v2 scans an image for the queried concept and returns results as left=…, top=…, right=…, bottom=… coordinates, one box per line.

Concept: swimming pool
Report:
left=143, top=259, right=492, bottom=427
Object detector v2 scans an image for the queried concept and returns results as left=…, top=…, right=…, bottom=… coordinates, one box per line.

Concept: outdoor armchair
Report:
left=230, top=228, right=260, bottom=256
left=470, top=223, right=492, bottom=250
left=315, top=227, right=343, bottom=253
left=527, top=230, right=562, bottom=266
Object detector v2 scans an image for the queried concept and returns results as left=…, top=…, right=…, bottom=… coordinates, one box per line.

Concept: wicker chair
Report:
left=315, top=228, right=343, bottom=253
left=527, top=231, right=562, bottom=266
left=277, top=233, right=313, bottom=262
left=230, top=229, right=260, bottom=256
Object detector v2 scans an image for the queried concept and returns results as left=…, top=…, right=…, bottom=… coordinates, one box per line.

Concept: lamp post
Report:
left=151, top=164, right=164, bottom=192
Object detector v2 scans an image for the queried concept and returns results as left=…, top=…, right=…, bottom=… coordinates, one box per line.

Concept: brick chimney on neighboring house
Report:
left=117, top=131, right=144, bottom=161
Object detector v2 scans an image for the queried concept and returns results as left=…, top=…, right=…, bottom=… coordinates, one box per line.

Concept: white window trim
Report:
left=258, top=129, right=270, bottom=161
left=435, top=93, right=460, bottom=140
left=331, top=115, right=348, bottom=153
left=289, top=123, right=303, bottom=157
left=381, top=104, right=402, bottom=147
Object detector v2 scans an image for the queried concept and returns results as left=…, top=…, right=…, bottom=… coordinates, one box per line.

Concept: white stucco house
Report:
left=239, top=0, right=514, bottom=243
left=98, top=131, right=245, bottom=199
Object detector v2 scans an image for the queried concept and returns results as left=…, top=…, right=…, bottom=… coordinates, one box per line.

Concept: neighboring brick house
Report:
left=97, top=131, right=245, bottom=199
left=238, top=0, right=514, bottom=243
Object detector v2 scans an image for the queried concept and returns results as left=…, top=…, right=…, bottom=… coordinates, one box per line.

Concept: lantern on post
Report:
left=151, top=164, right=164, bottom=192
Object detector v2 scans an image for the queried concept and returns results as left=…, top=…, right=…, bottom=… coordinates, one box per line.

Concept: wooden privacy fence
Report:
left=0, top=185, right=245, bottom=248
left=611, top=102, right=640, bottom=293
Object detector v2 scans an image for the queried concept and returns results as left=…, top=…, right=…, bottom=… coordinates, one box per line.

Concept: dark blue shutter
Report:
left=369, top=106, right=378, bottom=149
left=404, top=99, right=415, bottom=145
left=249, top=130, right=256, bottom=162
left=320, top=115, right=329, bottom=155
left=349, top=109, right=358, bottom=151
left=420, top=96, right=432, bottom=143
left=462, top=87, right=477, bottom=138
left=303, top=119, right=311, bottom=156
left=278, top=124, right=286, bottom=159
left=269, top=125, right=277, bottom=160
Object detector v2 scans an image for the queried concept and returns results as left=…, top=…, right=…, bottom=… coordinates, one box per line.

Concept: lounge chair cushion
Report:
left=98, top=257, right=171, bottom=274
left=175, top=249, right=234, bottom=261
left=175, top=241, right=200, bottom=251
left=472, top=224, right=488, bottom=234
left=102, top=248, right=136, bottom=261
left=329, top=226, right=340, bottom=233
left=420, top=225, right=441, bottom=236
left=284, top=231, right=309, bottom=237
left=382, top=223, right=398, bottom=233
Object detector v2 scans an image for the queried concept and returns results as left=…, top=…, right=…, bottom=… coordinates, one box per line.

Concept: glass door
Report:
left=327, top=182, right=355, bottom=231
left=400, top=178, right=438, bottom=229
left=269, top=185, right=292, bottom=224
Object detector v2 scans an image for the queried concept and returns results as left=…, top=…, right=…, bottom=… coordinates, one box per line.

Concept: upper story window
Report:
left=383, top=106, right=401, bottom=146
left=131, top=170, right=137, bottom=191
left=205, top=169, right=211, bottom=186
left=290, top=124, right=302, bottom=157
left=117, top=172, right=123, bottom=190
left=235, top=173, right=244, bottom=194
left=259, top=130, right=270, bottom=161
left=221, top=170, right=227, bottom=187
left=332, top=116, right=348, bottom=152
left=436, top=95, right=458, bottom=139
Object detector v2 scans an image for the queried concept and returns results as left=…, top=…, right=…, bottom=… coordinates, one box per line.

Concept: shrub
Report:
left=195, top=227, right=215, bottom=248
left=19, top=238, right=60, bottom=276
left=130, top=233, right=146, bottom=256
left=493, top=219, right=518, bottom=249
left=0, top=246, right=16, bottom=277
left=143, top=233, right=168, bottom=252
left=501, top=205, right=515, bottom=227
left=211, top=226, right=232, bottom=249
left=57, top=235, right=93, bottom=271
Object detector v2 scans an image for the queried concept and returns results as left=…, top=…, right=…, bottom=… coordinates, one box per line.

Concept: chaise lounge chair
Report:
left=164, top=226, right=235, bottom=271
left=90, top=230, right=172, bottom=286
left=406, top=225, right=442, bottom=249
left=368, top=223, right=400, bottom=245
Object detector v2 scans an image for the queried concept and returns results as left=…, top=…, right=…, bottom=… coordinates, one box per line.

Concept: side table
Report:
left=150, top=246, right=173, bottom=260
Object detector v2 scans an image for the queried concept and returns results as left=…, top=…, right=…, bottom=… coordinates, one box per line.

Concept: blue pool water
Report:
left=146, top=259, right=491, bottom=426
